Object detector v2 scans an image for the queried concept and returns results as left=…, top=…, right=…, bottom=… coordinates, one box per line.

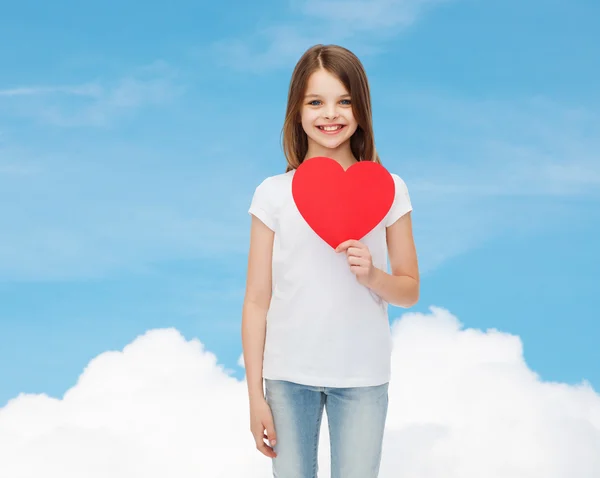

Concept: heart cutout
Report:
left=292, top=156, right=395, bottom=249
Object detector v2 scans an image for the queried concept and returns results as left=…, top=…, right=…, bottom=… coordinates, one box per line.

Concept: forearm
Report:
left=367, top=267, right=419, bottom=308
left=241, top=299, right=269, bottom=402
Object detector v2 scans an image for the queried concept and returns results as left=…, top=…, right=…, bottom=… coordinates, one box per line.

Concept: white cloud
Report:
left=1, top=307, right=598, bottom=477
left=371, top=92, right=600, bottom=272
left=0, top=140, right=263, bottom=281
left=383, top=93, right=600, bottom=196
left=0, top=161, right=41, bottom=176
left=0, top=61, right=182, bottom=127
left=0, top=84, right=102, bottom=97
left=300, top=0, right=445, bottom=30
left=212, top=0, right=450, bottom=71
left=213, top=25, right=324, bottom=73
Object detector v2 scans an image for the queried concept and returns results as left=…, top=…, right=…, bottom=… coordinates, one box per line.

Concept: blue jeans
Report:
left=264, top=379, right=389, bottom=478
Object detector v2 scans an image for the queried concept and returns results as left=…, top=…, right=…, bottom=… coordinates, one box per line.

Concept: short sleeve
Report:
left=384, top=174, right=413, bottom=227
left=248, top=178, right=277, bottom=231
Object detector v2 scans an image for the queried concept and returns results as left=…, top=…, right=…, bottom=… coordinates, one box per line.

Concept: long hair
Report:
left=281, top=44, right=381, bottom=172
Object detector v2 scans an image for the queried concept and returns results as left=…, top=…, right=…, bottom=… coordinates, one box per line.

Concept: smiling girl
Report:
left=242, top=44, right=419, bottom=478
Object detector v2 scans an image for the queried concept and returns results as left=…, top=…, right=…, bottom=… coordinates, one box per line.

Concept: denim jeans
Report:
left=264, top=378, right=389, bottom=478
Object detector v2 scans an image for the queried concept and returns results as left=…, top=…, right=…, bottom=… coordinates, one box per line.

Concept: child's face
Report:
left=300, top=68, right=358, bottom=154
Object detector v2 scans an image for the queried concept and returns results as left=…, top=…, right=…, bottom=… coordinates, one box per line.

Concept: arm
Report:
left=241, top=215, right=275, bottom=403
left=336, top=211, right=419, bottom=308
left=369, top=212, right=419, bottom=307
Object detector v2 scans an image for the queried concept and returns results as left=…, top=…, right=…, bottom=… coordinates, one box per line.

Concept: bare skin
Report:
left=301, top=68, right=359, bottom=171
left=336, top=211, right=419, bottom=307
left=241, top=216, right=277, bottom=458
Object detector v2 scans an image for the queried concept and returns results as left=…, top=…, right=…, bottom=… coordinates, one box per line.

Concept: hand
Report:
left=336, top=239, right=376, bottom=286
left=249, top=397, right=278, bottom=458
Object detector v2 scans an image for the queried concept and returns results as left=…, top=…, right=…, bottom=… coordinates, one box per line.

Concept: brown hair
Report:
left=281, top=44, right=381, bottom=172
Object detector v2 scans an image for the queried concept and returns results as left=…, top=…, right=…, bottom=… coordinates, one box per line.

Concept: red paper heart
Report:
left=292, top=156, right=395, bottom=249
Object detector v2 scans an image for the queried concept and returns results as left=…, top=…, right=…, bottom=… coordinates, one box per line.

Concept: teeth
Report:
left=320, top=125, right=343, bottom=131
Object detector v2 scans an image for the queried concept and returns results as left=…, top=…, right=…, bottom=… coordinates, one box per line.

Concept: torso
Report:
left=250, top=169, right=410, bottom=388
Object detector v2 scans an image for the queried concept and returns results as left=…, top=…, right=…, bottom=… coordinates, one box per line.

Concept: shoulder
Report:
left=388, top=172, right=410, bottom=196
left=250, top=171, right=293, bottom=213
left=383, top=170, right=412, bottom=226
left=253, top=171, right=294, bottom=195
left=249, top=172, right=292, bottom=230
left=389, top=172, right=408, bottom=187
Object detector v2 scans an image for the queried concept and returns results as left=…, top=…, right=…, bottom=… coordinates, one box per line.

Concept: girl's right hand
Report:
left=250, top=397, right=278, bottom=458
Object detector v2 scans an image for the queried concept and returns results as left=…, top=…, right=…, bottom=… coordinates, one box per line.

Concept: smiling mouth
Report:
left=317, top=125, right=345, bottom=132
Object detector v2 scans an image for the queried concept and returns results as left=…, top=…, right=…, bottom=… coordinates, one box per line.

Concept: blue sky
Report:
left=1, top=0, right=599, bottom=408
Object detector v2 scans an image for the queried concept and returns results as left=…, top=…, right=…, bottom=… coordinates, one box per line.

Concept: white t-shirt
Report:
left=248, top=167, right=412, bottom=388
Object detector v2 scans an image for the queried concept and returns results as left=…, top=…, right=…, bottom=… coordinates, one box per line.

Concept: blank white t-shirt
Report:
left=248, top=167, right=412, bottom=388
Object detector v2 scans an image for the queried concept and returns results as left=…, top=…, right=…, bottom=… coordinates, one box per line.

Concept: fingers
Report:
left=343, top=245, right=373, bottom=282
left=264, top=420, right=277, bottom=448
left=345, top=244, right=370, bottom=267
left=264, top=431, right=277, bottom=446
left=347, top=255, right=368, bottom=266
left=337, top=242, right=368, bottom=260
left=337, top=245, right=368, bottom=265
left=253, top=430, right=277, bottom=458
left=252, top=418, right=278, bottom=458
left=343, top=246, right=356, bottom=256
left=255, top=439, right=277, bottom=458
left=350, top=264, right=369, bottom=275
left=349, top=255, right=369, bottom=275
left=335, top=239, right=363, bottom=252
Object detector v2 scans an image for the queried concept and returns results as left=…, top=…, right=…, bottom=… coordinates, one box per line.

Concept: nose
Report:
left=323, top=105, right=338, bottom=120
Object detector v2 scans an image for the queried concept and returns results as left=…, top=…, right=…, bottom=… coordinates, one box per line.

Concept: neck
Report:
left=305, top=142, right=357, bottom=171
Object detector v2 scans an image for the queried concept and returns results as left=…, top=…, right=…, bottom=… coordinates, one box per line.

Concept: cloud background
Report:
left=1, top=308, right=599, bottom=477
left=1, top=0, right=599, bottom=475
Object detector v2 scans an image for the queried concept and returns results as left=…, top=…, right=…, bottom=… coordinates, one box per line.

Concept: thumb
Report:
left=264, top=418, right=277, bottom=446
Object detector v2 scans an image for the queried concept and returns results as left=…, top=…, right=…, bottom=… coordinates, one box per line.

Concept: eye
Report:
left=340, top=99, right=351, bottom=105
left=308, top=100, right=321, bottom=106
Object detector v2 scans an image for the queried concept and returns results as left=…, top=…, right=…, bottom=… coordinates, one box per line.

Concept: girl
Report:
left=242, top=44, right=419, bottom=478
